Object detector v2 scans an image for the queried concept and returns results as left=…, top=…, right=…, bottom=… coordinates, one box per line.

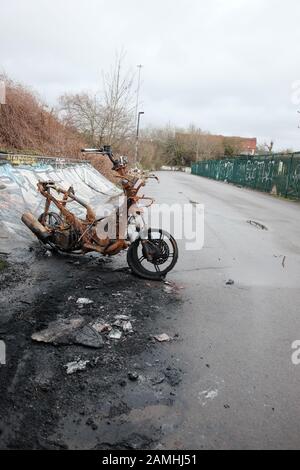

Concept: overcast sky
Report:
left=1, top=0, right=300, bottom=150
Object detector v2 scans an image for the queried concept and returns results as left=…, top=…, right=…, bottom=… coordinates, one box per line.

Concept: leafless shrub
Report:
left=0, top=74, right=86, bottom=158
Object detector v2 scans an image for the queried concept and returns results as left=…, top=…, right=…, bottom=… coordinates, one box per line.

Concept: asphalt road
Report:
left=1, top=169, right=300, bottom=450
left=146, top=171, right=300, bottom=449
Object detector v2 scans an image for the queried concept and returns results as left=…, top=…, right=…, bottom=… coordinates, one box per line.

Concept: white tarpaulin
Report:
left=0, top=160, right=121, bottom=251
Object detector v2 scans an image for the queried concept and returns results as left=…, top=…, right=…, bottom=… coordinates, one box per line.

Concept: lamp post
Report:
left=134, top=65, right=143, bottom=127
left=135, top=111, right=144, bottom=164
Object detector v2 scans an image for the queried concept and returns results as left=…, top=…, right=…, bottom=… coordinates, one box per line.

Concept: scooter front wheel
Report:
left=127, top=228, right=178, bottom=280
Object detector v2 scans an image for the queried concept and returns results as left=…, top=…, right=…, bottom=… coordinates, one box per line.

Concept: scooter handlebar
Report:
left=81, top=147, right=122, bottom=169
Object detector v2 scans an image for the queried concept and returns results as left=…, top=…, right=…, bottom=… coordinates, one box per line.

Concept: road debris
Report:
left=76, top=297, right=94, bottom=305
left=65, top=359, right=89, bottom=375
left=247, top=220, right=268, bottom=231
left=122, top=321, right=133, bottom=333
left=163, top=281, right=184, bottom=295
left=128, top=371, right=139, bottom=381
left=164, top=285, right=174, bottom=294
left=31, top=318, right=85, bottom=345
left=153, top=333, right=171, bottom=342
left=73, top=325, right=104, bottom=348
left=31, top=318, right=103, bottom=348
left=273, top=254, right=287, bottom=268
left=108, top=329, right=122, bottom=340
left=199, top=388, right=219, bottom=406
left=115, top=314, right=130, bottom=321
left=92, top=322, right=112, bottom=333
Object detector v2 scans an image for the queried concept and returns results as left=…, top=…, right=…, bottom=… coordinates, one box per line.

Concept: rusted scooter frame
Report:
left=40, top=181, right=121, bottom=252
left=22, top=148, right=153, bottom=256
left=21, top=146, right=179, bottom=280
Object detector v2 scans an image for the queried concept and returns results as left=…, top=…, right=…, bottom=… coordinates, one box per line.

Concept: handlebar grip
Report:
left=81, top=148, right=103, bottom=153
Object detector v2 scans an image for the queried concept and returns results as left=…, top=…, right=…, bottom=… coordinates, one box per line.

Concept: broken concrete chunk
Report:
left=65, top=359, right=89, bottom=375
left=76, top=298, right=94, bottom=305
left=108, top=329, right=122, bottom=340
left=122, top=321, right=133, bottom=333
left=31, top=318, right=85, bottom=345
left=32, top=318, right=103, bottom=348
left=114, top=314, right=130, bottom=321
left=73, top=325, right=104, bottom=349
left=153, top=333, right=171, bottom=342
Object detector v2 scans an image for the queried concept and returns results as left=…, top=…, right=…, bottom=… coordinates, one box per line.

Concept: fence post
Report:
left=285, top=154, right=294, bottom=197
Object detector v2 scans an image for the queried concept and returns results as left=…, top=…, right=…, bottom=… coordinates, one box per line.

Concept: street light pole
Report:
left=135, top=111, right=144, bottom=165
left=134, top=65, right=143, bottom=128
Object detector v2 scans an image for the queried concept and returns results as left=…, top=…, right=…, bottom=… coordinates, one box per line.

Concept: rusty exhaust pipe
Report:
left=21, top=212, right=51, bottom=242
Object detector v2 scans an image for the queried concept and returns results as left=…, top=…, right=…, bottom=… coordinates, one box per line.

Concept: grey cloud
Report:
left=0, top=0, right=300, bottom=150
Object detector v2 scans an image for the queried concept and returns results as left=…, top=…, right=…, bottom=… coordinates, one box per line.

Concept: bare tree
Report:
left=102, top=51, right=135, bottom=146
left=264, top=140, right=274, bottom=153
left=58, top=52, right=135, bottom=150
left=59, top=92, right=105, bottom=145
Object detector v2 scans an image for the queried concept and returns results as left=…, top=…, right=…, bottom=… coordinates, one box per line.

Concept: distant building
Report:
left=226, top=136, right=257, bottom=155
left=175, top=132, right=257, bottom=159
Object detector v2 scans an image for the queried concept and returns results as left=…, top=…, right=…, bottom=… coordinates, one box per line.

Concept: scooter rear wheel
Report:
left=127, top=228, right=178, bottom=280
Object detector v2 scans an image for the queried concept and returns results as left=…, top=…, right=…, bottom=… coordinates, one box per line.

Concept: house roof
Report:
left=176, top=132, right=257, bottom=153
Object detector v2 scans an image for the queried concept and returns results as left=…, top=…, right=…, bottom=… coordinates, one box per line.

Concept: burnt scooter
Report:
left=21, top=146, right=178, bottom=280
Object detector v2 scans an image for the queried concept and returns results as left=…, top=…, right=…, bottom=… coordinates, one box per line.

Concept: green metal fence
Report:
left=191, top=153, right=300, bottom=200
